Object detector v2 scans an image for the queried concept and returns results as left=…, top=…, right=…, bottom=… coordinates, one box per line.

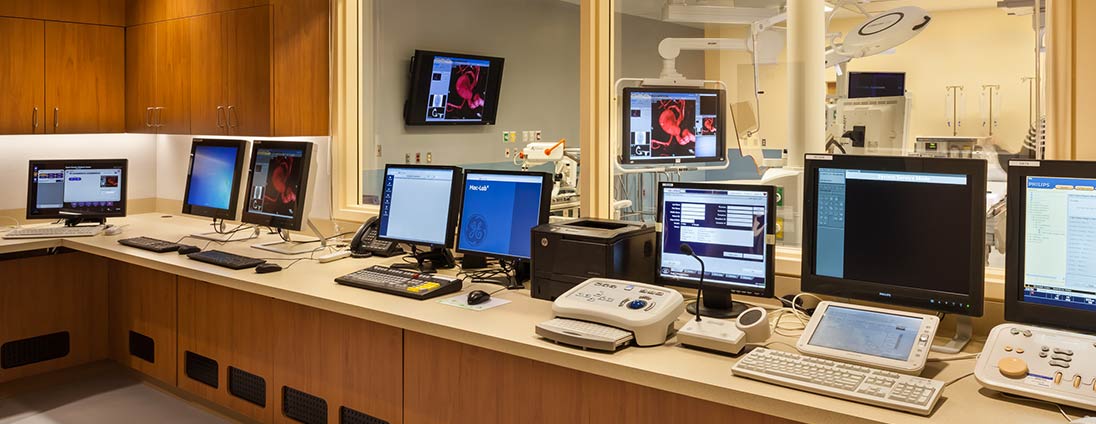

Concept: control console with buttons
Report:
left=536, top=278, right=685, bottom=349
left=976, top=323, right=1096, bottom=412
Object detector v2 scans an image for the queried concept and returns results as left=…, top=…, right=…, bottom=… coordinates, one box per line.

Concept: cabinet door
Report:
left=126, top=0, right=167, bottom=26
left=44, top=22, right=124, bottom=134
left=155, top=17, right=191, bottom=134
left=224, top=6, right=271, bottom=136
left=0, top=2, right=46, bottom=20
left=0, top=17, right=45, bottom=135
left=43, top=0, right=125, bottom=26
left=125, top=24, right=156, bottom=133
left=189, top=12, right=227, bottom=135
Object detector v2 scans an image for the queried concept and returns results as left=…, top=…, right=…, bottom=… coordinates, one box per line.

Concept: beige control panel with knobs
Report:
left=976, top=323, right=1096, bottom=412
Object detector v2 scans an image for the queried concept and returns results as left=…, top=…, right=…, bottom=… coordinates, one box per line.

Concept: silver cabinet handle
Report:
left=227, top=105, right=238, bottom=129
left=155, top=107, right=164, bottom=128
left=216, top=106, right=226, bottom=129
left=53, top=108, right=59, bottom=130
left=146, top=107, right=154, bottom=127
left=32, top=107, right=38, bottom=131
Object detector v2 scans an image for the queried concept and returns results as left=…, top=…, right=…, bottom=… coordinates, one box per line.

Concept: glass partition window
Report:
left=359, top=0, right=581, bottom=219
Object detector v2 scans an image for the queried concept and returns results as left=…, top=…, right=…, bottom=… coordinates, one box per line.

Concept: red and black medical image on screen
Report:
left=650, top=99, right=697, bottom=157
left=701, top=117, right=718, bottom=136
left=446, top=64, right=489, bottom=120
left=261, top=156, right=302, bottom=216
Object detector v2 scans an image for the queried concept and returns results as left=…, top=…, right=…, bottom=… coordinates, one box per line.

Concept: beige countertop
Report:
left=0, top=214, right=1077, bottom=424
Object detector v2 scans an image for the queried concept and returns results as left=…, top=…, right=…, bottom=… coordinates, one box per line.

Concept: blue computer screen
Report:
left=424, top=56, right=493, bottom=123
left=378, top=167, right=457, bottom=246
left=659, top=187, right=769, bottom=290
left=627, top=90, right=720, bottom=162
left=458, top=172, right=545, bottom=259
left=186, top=145, right=240, bottom=211
left=807, top=305, right=923, bottom=361
left=1022, top=176, right=1096, bottom=311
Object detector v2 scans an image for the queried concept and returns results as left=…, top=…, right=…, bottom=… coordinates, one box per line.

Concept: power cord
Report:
left=1000, top=392, right=1074, bottom=422
left=1, top=216, right=21, bottom=231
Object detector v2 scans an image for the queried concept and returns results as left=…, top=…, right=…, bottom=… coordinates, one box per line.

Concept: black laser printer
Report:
left=530, top=218, right=656, bottom=301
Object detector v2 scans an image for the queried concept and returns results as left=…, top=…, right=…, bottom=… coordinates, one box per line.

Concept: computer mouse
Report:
left=177, top=245, right=200, bottom=255
left=255, top=263, right=282, bottom=274
left=467, top=290, right=491, bottom=306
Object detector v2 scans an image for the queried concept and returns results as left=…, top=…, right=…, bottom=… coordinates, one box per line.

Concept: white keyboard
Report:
left=3, top=225, right=106, bottom=239
left=536, top=318, right=635, bottom=351
left=732, top=348, right=944, bottom=415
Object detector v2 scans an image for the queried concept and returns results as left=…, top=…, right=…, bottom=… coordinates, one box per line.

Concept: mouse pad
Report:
left=440, top=294, right=511, bottom=311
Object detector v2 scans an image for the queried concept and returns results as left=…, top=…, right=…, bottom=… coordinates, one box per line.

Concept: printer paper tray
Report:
left=535, top=318, right=634, bottom=352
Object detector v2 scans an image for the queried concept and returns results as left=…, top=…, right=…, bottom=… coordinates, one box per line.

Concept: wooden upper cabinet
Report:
left=0, top=17, right=45, bottom=135
left=43, top=0, right=125, bottom=26
left=45, top=22, right=124, bottom=134
left=224, top=6, right=271, bottom=136
left=126, top=0, right=269, bottom=26
left=155, top=18, right=191, bottom=134
left=0, top=2, right=46, bottom=20
left=189, top=6, right=271, bottom=136
left=188, top=11, right=227, bottom=135
left=274, top=0, right=328, bottom=136
left=125, top=24, right=156, bottom=133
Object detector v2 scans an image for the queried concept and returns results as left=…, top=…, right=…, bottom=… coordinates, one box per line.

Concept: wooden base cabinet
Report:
left=107, top=261, right=177, bottom=385
left=0, top=253, right=108, bottom=384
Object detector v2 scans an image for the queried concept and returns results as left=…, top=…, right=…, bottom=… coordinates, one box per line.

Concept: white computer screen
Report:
left=1022, top=176, right=1096, bottom=312
left=378, top=167, right=457, bottom=246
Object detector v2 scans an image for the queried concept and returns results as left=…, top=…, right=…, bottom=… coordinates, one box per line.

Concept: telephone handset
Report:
left=350, top=217, right=404, bottom=258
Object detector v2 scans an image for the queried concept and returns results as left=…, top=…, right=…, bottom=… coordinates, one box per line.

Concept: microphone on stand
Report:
left=680, top=243, right=705, bottom=322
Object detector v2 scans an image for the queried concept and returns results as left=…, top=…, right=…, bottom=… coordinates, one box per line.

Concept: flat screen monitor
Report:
left=378, top=164, right=462, bottom=248
left=848, top=72, right=906, bottom=98
left=240, top=140, right=313, bottom=231
left=802, top=154, right=987, bottom=317
left=456, top=170, right=552, bottom=261
left=621, top=87, right=726, bottom=165
left=26, top=159, right=127, bottom=220
left=1005, top=160, right=1096, bottom=333
left=657, top=182, right=775, bottom=318
left=404, top=50, right=505, bottom=126
left=182, top=138, right=247, bottom=220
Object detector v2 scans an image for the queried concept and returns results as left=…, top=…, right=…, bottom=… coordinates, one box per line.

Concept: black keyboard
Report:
left=335, top=265, right=462, bottom=300
left=118, top=237, right=182, bottom=253
left=187, top=250, right=266, bottom=270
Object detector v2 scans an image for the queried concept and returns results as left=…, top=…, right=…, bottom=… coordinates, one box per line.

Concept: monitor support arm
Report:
left=931, top=315, right=973, bottom=354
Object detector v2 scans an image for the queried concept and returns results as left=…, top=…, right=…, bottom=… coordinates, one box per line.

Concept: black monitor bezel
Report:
left=455, top=169, right=552, bottom=261
left=1005, top=160, right=1096, bottom=332
left=655, top=181, right=776, bottom=299
left=377, top=164, right=463, bottom=249
left=181, top=138, right=247, bottom=221
left=801, top=154, right=987, bottom=317
left=620, top=86, right=727, bottom=165
left=26, top=158, right=129, bottom=220
left=240, top=140, right=314, bottom=231
left=403, top=50, right=506, bottom=126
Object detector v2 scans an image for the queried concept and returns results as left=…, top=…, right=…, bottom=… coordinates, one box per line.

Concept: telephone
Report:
left=350, top=217, right=404, bottom=258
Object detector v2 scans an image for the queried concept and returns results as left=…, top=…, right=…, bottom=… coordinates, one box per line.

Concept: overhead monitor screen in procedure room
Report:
left=624, top=88, right=724, bottom=164
left=425, top=56, right=494, bottom=123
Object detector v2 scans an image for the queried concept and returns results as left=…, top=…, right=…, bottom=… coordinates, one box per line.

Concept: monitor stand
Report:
left=471, top=260, right=530, bottom=289
left=252, top=220, right=327, bottom=255
left=930, top=315, right=973, bottom=354
left=391, top=247, right=456, bottom=273
left=190, top=219, right=257, bottom=242
left=687, top=285, right=750, bottom=319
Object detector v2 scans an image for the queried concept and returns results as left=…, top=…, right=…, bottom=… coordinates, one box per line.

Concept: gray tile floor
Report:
left=0, top=370, right=232, bottom=424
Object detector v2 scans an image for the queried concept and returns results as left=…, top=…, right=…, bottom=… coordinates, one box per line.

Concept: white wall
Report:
left=0, top=133, right=158, bottom=210
left=157, top=135, right=333, bottom=220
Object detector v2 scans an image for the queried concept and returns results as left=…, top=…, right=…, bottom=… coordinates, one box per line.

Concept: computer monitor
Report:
left=182, top=138, right=247, bottom=221
left=657, top=182, right=775, bottom=318
left=404, top=50, right=505, bottom=126
left=456, top=170, right=552, bottom=281
left=1005, top=160, right=1096, bottom=333
left=848, top=72, right=906, bottom=98
left=27, top=159, right=127, bottom=225
left=802, top=155, right=986, bottom=351
left=378, top=164, right=462, bottom=270
left=621, top=87, right=726, bottom=165
left=241, top=140, right=316, bottom=254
